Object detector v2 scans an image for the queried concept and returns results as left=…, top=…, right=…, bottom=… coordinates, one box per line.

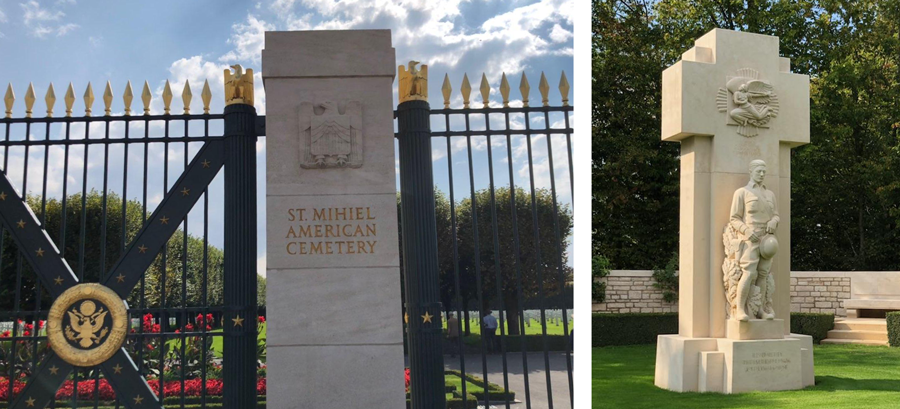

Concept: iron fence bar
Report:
left=445, top=132, right=468, bottom=402
left=485, top=126, right=513, bottom=409
left=503, top=118, right=533, bottom=409
left=159, top=120, right=169, bottom=401
left=464, top=128, right=491, bottom=409
left=0, top=136, right=229, bottom=147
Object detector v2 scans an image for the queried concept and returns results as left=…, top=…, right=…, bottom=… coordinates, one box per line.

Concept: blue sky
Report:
left=0, top=0, right=574, bottom=277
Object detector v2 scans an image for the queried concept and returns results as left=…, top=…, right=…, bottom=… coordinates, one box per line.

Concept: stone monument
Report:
left=655, top=28, right=815, bottom=394
left=262, top=30, right=404, bottom=407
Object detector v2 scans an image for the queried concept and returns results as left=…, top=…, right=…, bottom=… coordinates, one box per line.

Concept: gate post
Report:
left=397, top=65, right=446, bottom=407
left=222, top=93, right=259, bottom=408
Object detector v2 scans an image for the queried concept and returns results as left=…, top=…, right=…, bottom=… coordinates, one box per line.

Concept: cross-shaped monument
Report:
left=655, top=28, right=814, bottom=394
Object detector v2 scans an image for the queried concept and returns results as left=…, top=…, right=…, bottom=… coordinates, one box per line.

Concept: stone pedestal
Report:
left=656, top=333, right=814, bottom=394
left=726, top=319, right=784, bottom=340
left=262, top=30, right=404, bottom=409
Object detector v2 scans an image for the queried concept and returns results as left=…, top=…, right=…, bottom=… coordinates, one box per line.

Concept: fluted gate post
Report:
left=222, top=85, right=258, bottom=408
left=397, top=62, right=446, bottom=408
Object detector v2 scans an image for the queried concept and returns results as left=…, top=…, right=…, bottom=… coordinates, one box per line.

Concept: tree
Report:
left=594, top=0, right=900, bottom=271
left=456, top=187, right=573, bottom=336
left=0, top=190, right=265, bottom=311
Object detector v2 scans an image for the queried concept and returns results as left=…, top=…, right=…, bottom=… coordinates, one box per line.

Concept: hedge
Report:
left=790, top=313, right=834, bottom=344
left=592, top=313, right=677, bottom=347
left=888, top=311, right=900, bottom=347
left=592, top=312, right=835, bottom=346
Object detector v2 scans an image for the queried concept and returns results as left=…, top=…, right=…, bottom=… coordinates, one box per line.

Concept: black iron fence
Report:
left=0, top=80, right=261, bottom=408
left=397, top=71, right=574, bottom=409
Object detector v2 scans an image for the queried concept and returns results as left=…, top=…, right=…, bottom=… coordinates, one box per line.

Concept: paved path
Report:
left=407, top=352, right=573, bottom=408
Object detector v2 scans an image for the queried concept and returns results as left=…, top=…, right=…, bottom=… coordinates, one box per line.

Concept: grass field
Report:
left=443, top=318, right=573, bottom=336
left=593, top=343, right=900, bottom=409
left=167, top=323, right=267, bottom=358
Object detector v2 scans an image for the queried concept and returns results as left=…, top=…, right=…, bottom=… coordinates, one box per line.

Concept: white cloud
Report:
left=21, top=1, right=63, bottom=25
left=219, top=16, right=274, bottom=65
left=21, top=0, right=78, bottom=38
left=0, top=7, right=7, bottom=23
left=549, top=23, right=572, bottom=43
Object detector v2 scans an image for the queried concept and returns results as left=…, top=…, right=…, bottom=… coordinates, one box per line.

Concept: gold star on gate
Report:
left=232, top=315, right=244, bottom=327
left=25, top=397, right=35, bottom=407
left=138, top=244, right=148, bottom=253
left=160, top=216, right=170, bottom=225
left=49, top=365, right=59, bottom=375
left=201, top=159, right=210, bottom=168
left=116, top=273, right=126, bottom=283
left=35, top=248, right=44, bottom=257
left=404, top=313, right=409, bottom=324
left=53, top=276, right=64, bottom=285
left=112, top=363, right=123, bottom=374
left=181, top=187, right=190, bottom=196
left=16, top=219, right=25, bottom=229
left=133, top=395, right=144, bottom=405
left=421, top=311, right=434, bottom=324
left=0, top=191, right=7, bottom=200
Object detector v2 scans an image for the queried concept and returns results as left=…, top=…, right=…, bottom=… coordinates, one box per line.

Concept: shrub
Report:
left=790, top=312, right=835, bottom=344
left=651, top=253, right=678, bottom=303
left=592, top=313, right=677, bottom=347
left=888, top=312, right=900, bottom=347
left=593, top=255, right=610, bottom=303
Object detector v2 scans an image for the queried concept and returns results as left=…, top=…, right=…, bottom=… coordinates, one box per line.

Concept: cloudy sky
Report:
left=0, top=0, right=574, bottom=276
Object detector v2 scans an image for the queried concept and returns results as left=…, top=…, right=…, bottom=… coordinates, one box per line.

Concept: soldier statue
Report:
left=723, top=159, right=779, bottom=321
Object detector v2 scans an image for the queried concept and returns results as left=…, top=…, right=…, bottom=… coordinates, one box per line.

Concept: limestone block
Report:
left=655, top=335, right=719, bottom=392
left=716, top=337, right=803, bottom=393
left=726, top=319, right=784, bottom=340
left=786, top=334, right=815, bottom=387
left=699, top=351, right=725, bottom=393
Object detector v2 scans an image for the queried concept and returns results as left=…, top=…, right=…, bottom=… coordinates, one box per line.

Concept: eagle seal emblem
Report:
left=716, top=68, right=779, bottom=137
left=298, top=101, right=363, bottom=169
left=47, top=283, right=128, bottom=367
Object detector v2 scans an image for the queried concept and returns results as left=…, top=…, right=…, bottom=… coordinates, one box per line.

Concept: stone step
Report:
left=821, top=338, right=888, bottom=346
left=826, top=329, right=887, bottom=342
left=833, top=318, right=887, bottom=332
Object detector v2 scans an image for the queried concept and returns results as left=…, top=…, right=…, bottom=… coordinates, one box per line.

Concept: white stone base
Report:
left=655, top=334, right=814, bottom=394
left=726, top=319, right=784, bottom=340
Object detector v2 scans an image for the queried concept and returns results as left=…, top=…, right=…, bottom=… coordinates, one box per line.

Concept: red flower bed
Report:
left=0, top=377, right=266, bottom=400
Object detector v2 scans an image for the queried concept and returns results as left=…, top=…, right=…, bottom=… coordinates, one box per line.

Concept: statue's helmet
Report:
left=759, top=234, right=778, bottom=260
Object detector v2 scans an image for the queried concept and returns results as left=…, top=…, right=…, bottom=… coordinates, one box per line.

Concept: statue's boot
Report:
left=735, top=309, right=751, bottom=322
left=762, top=311, right=775, bottom=320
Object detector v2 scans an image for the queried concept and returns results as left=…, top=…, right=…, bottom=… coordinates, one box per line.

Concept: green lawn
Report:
left=443, top=318, right=573, bottom=336
left=593, top=344, right=900, bottom=408
left=167, top=323, right=266, bottom=358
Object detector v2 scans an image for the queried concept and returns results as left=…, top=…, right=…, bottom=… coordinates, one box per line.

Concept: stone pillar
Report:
left=263, top=30, right=404, bottom=408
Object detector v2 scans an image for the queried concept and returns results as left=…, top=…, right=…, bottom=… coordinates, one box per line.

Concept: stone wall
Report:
left=594, top=271, right=867, bottom=317
left=789, top=272, right=851, bottom=316
left=592, top=271, right=678, bottom=313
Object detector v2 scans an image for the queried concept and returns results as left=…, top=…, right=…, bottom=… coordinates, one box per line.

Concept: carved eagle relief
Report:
left=298, top=101, right=363, bottom=169
left=716, top=68, right=779, bottom=137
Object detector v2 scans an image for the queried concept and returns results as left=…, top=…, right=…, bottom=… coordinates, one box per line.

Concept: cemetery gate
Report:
left=397, top=67, right=574, bottom=409
left=0, top=63, right=574, bottom=408
left=0, top=74, right=263, bottom=408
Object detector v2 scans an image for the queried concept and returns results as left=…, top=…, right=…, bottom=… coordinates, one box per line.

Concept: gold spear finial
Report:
left=398, top=60, right=428, bottom=103
left=141, top=81, right=151, bottom=115
left=461, top=74, right=472, bottom=109
left=201, top=79, right=211, bottom=114
left=123, top=81, right=134, bottom=116
left=64, top=83, right=75, bottom=117
left=84, top=82, right=94, bottom=117
left=103, top=81, right=114, bottom=116
left=182, top=80, right=192, bottom=114
left=441, top=74, right=451, bottom=109
left=45, top=83, right=56, bottom=118
left=24, top=83, right=36, bottom=118
left=499, top=73, right=510, bottom=108
left=539, top=72, right=549, bottom=107
left=224, top=65, right=254, bottom=106
left=479, top=74, right=490, bottom=108
left=162, top=80, right=173, bottom=115
left=559, top=71, right=570, bottom=107
left=3, top=84, right=13, bottom=118
left=520, top=73, right=530, bottom=108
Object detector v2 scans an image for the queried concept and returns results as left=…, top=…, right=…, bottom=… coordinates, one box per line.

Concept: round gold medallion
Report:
left=47, top=283, right=128, bottom=367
